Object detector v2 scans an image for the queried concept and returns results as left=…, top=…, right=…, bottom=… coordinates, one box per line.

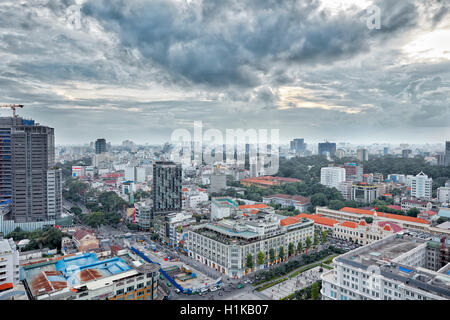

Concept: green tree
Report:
left=406, top=208, right=420, bottom=217
left=297, top=241, right=303, bottom=253
left=321, top=230, right=328, bottom=244
left=311, top=282, right=320, bottom=300
left=328, top=200, right=345, bottom=210
left=288, top=242, right=294, bottom=256
left=257, top=251, right=265, bottom=267
left=279, top=246, right=285, bottom=261
left=246, top=254, right=253, bottom=270
left=364, top=217, right=374, bottom=224
left=310, top=193, right=329, bottom=207
left=81, top=211, right=105, bottom=228
left=70, top=206, right=82, bottom=215
left=269, top=248, right=275, bottom=263
left=305, top=236, right=312, bottom=251
left=314, top=233, right=319, bottom=246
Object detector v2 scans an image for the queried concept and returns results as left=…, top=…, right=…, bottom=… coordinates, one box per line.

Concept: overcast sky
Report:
left=0, top=0, right=449, bottom=145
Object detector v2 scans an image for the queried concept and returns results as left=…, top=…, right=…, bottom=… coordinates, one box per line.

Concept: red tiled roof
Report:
left=73, top=229, right=95, bottom=241
left=383, top=225, right=392, bottom=231
left=378, top=221, right=403, bottom=233
left=280, top=217, right=300, bottom=226
left=339, top=207, right=429, bottom=225
left=359, top=220, right=366, bottom=226
left=388, top=205, right=402, bottom=211
left=295, top=213, right=338, bottom=227
left=239, top=204, right=269, bottom=209
left=340, top=221, right=358, bottom=229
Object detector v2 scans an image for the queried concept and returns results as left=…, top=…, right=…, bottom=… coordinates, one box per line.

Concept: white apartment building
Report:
left=187, top=213, right=314, bottom=278
left=437, top=184, right=450, bottom=204
left=321, top=233, right=450, bottom=300
left=320, top=167, right=346, bottom=189
left=401, top=199, right=432, bottom=213
left=211, top=197, right=239, bottom=220
left=0, top=238, right=20, bottom=292
left=410, top=172, right=432, bottom=201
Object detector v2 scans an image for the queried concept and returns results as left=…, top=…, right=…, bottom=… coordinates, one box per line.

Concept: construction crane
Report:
left=0, top=104, right=24, bottom=118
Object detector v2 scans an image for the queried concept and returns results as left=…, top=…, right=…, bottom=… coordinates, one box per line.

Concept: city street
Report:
left=259, top=266, right=323, bottom=300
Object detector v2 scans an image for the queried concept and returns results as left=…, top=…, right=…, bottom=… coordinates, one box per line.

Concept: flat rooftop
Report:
left=336, top=234, right=450, bottom=298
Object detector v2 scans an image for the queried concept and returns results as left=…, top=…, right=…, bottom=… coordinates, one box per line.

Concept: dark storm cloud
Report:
left=0, top=0, right=448, bottom=144
left=80, top=0, right=422, bottom=88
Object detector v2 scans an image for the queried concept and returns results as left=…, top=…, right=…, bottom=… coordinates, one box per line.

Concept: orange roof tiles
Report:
left=340, top=221, right=358, bottom=229
left=280, top=217, right=300, bottom=226
left=359, top=220, right=366, bottom=226
left=295, top=213, right=338, bottom=227
left=383, top=225, right=392, bottom=231
left=238, top=204, right=269, bottom=209
left=339, top=207, right=429, bottom=225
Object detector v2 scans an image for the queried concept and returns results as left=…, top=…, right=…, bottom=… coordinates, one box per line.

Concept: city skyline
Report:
left=0, top=0, right=449, bottom=145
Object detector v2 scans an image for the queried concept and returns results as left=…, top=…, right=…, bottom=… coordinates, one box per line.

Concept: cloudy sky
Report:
left=0, top=0, right=449, bottom=145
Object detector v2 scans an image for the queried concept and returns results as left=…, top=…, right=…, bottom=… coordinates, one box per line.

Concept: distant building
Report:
left=240, top=176, right=302, bottom=189
left=445, top=141, right=450, bottom=166
left=318, top=142, right=336, bottom=158
left=401, top=199, right=432, bottom=213
left=351, top=183, right=378, bottom=203
left=320, top=167, right=346, bottom=189
left=402, top=149, right=412, bottom=158
left=410, top=172, right=432, bottom=201
left=95, top=138, right=107, bottom=154
left=210, top=174, right=227, bottom=193
left=341, top=163, right=363, bottom=182
left=437, top=183, right=450, bottom=204
left=290, top=139, right=306, bottom=154
left=357, top=148, right=369, bottom=162
left=263, top=194, right=311, bottom=212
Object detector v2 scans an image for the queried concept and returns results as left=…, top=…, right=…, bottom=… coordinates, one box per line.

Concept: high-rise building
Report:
left=318, top=142, right=336, bottom=158
left=357, top=148, right=369, bottom=162
left=320, top=167, right=346, bottom=189
left=152, top=161, right=182, bottom=216
left=95, top=138, right=107, bottom=154
left=290, top=138, right=306, bottom=153
left=445, top=141, right=450, bottom=166
left=410, top=172, right=433, bottom=201
left=402, top=149, right=412, bottom=158
left=383, top=147, right=389, bottom=155
left=342, top=163, right=363, bottom=182
left=0, top=117, right=60, bottom=224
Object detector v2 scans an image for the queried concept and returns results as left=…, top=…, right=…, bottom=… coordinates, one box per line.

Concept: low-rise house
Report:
left=73, top=229, right=99, bottom=253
